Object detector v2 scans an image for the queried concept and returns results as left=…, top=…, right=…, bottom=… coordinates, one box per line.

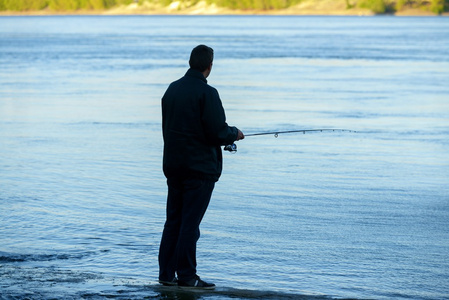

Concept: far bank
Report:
left=1, top=0, right=448, bottom=16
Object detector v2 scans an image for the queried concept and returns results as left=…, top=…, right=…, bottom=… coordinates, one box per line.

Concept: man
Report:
left=158, top=45, right=244, bottom=289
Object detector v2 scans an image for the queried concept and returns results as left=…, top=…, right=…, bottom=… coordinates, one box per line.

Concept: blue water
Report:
left=1, top=15, right=449, bottom=299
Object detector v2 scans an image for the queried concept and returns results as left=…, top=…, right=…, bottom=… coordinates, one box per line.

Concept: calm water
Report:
left=1, top=15, right=449, bottom=300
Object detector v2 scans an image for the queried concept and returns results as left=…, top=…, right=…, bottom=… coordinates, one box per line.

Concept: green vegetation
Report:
left=209, top=0, right=301, bottom=10
left=362, top=0, right=449, bottom=14
left=0, top=0, right=448, bottom=14
left=430, top=0, right=447, bottom=13
left=357, top=0, right=388, bottom=13
left=0, top=0, right=132, bottom=11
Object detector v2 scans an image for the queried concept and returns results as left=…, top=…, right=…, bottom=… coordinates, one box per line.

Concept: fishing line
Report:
left=224, top=128, right=355, bottom=152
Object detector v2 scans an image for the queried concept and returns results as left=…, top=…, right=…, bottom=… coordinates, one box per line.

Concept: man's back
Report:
left=162, top=68, right=237, bottom=181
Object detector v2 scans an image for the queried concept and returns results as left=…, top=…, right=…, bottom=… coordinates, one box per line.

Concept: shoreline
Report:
left=1, top=10, right=444, bottom=17
left=0, top=1, right=447, bottom=17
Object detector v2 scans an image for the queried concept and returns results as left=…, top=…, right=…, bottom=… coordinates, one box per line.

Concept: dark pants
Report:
left=158, top=177, right=215, bottom=282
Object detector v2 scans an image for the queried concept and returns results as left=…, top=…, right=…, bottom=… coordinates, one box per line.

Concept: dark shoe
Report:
left=158, top=277, right=178, bottom=286
left=178, top=275, right=215, bottom=290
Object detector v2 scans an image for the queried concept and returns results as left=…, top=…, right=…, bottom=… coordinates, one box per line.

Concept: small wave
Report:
left=0, top=264, right=103, bottom=299
left=0, top=251, right=93, bottom=263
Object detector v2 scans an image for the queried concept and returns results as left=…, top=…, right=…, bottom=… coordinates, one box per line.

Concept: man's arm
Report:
left=201, top=89, right=243, bottom=145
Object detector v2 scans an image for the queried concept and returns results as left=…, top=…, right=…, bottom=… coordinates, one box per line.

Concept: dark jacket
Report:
left=162, top=68, right=238, bottom=181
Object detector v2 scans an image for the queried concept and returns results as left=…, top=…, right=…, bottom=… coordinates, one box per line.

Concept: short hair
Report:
left=189, top=45, right=214, bottom=72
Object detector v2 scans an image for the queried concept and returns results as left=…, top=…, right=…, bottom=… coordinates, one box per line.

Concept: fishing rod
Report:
left=224, top=128, right=355, bottom=152
left=245, top=128, right=355, bottom=138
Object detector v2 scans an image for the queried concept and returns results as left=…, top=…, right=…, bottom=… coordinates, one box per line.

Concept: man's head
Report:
left=189, top=45, right=214, bottom=75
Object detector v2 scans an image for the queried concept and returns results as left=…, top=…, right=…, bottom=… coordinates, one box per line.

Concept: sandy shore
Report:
left=0, top=0, right=446, bottom=16
left=102, top=0, right=375, bottom=16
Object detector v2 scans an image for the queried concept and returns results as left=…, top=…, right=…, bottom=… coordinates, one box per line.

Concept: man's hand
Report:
left=236, top=129, right=245, bottom=141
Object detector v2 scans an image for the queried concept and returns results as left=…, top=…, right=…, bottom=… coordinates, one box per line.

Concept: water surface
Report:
left=1, top=15, right=448, bottom=299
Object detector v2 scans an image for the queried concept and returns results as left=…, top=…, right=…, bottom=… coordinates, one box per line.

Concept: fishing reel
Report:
left=224, top=143, right=237, bottom=153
